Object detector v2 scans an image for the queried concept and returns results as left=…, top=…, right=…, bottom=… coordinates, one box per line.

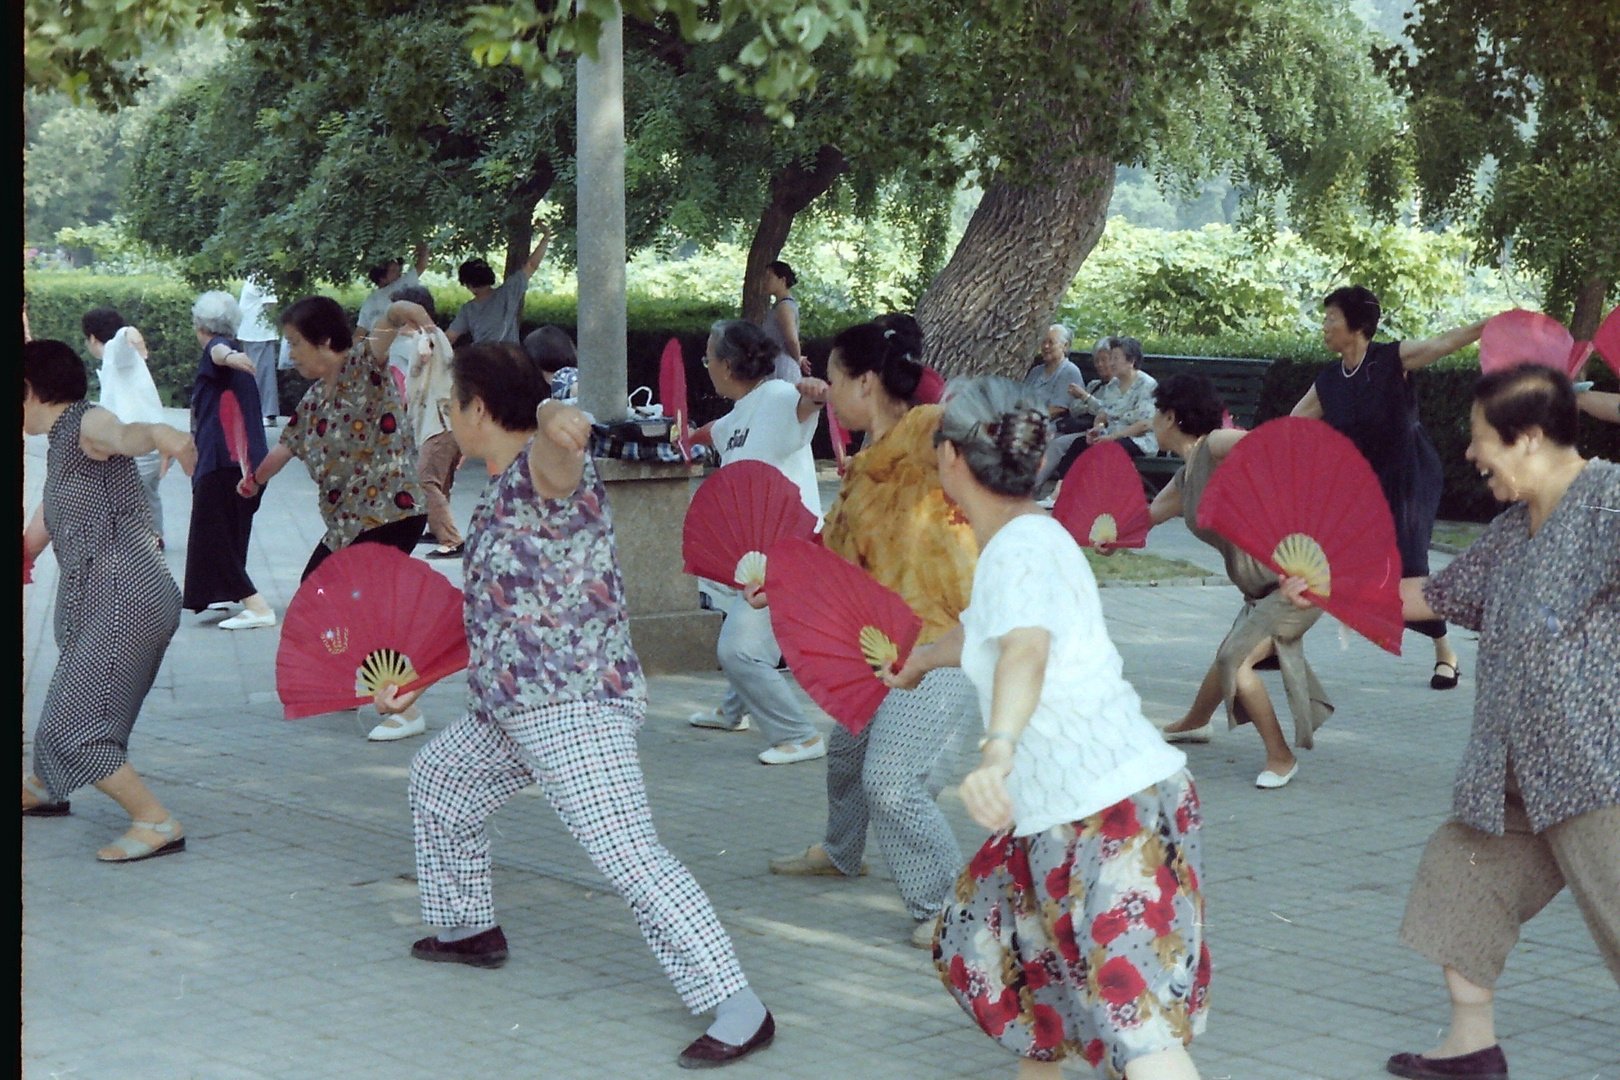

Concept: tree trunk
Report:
left=1569, top=273, right=1609, bottom=342
left=740, top=144, right=847, bottom=323
left=916, top=155, right=1114, bottom=377
left=502, top=153, right=557, bottom=279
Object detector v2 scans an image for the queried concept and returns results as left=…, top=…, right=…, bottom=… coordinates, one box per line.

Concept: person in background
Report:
left=82, top=308, right=167, bottom=545
left=380, top=288, right=464, bottom=559
left=356, top=244, right=431, bottom=339
left=1021, top=324, right=1084, bottom=419
left=447, top=227, right=550, bottom=346
left=237, top=276, right=282, bottom=425
left=1085, top=336, right=1159, bottom=457
left=759, top=260, right=809, bottom=381
left=1576, top=388, right=1619, bottom=424
left=522, top=324, right=578, bottom=404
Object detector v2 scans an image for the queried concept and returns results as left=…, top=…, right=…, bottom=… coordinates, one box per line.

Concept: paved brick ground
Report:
left=22, top=414, right=1617, bottom=1080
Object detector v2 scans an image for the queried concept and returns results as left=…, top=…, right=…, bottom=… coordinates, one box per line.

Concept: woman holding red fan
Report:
left=1286, top=365, right=1618, bottom=1080
left=688, top=319, right=828, bottom=765
left=767, top=319, right=979, bottom=950
left=1292, top=287, right=1485, bottom=689
left=241, top=295, right=429, bottom=741
left=891, top=376, right=1206, bottom=1080
left=383, top=343, right=775, bottom=1068
left=1149, top=374, right=1333, bottom=788
left=182, top=291, right=276, bottom=631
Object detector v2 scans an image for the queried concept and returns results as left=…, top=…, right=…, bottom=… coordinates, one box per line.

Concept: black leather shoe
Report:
left=1430, top=661, right=1461, bottom=690
left=410, top=926, right=508, bottom=969
left=677, top=1012, right=774, bottom=1069
left=22, top=799, right=71, bottom=817
left=1387, top=1045, right=1508, bottom=1080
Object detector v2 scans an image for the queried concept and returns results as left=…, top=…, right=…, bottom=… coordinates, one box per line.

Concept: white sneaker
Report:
left=219, top=609, right=277, bottom=630
left=689, top=709, right=750, bottom=731
left=758, top=737, right=828, bottom=765
left=1255, top=762, right=1299, bottom=789
left=368, top=714, right=426, bottom=741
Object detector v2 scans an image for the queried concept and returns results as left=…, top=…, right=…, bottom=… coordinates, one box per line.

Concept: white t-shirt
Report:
left=959, top=514, right=1186, bottom=836
left=96, top=327, right=166, bottom=426
left=237, top=277, right=279, bottom=343
left=709, top=379, right=821, bottom=520
left=357, top=269, right=421, bottom=335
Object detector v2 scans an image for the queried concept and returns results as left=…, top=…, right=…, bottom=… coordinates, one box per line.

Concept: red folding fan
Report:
left=1196, top=416, right=1405, bottom=655
left=218, top=389, right=251, bottom=479
left=658, top=337, right=693, bottom=462
left=276, top=544, right=469, bottom=720
left=1052, top=441, right=1151, bottom=549
left=764, top=537, right=923, bottom=734
left=1593, top=306, right=1620, bottom=377
left=1478, top=309, right=1592, bottom=378
left=683, top=460, right=818, bottom=588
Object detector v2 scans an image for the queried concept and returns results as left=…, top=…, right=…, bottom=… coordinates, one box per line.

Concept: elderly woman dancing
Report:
left=184, top=290, right=276, bottom=629
left=22, top=341, right=198, bottom=862
left=892, top=376, right=1206, bottom=1080
left=1287, top=365, right=1617, bottom=1080
left=1152, top=374, right=1333, bottom=788
left=767, top=319, right=980, bottom=949
left=385, top=343, right=775, bottom=1069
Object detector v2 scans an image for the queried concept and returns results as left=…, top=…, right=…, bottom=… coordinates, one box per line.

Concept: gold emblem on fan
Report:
left=1272, top=533, right=1331, bottom=597
left=734, top=550, right=767, bottom=587
left=859, top=625, right=899, bottom=674
left=320, top=627, right=350, bottom=655
left=1089, top=513, right=1118, bottom=547
left=354, top=649, right=419, bottom=696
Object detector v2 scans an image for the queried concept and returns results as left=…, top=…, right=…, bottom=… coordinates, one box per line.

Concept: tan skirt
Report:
left=1216, top=590, right=1333, bottom=749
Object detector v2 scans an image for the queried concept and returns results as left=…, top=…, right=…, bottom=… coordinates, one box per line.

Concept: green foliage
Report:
left=24, top=272, right=201, bottom=405
left=1382, top=0, right=1620, bottom=323
left=23, top=0, right=244, bottom=107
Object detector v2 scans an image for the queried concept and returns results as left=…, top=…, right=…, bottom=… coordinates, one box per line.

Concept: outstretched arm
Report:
left=795, top=377, right=828, bottom=424
left=1401, top=319, right=1486, bottom=371
left=240, top=443, right=296, bottom=497
left=209, top=341, right=258, bottom=375
left=522, top=225, right=552, bottom=275
left=1577, top=390, right=1620, bottom=425
left=414, top=242, right=431, bottom=275
left=78, top=407, right=197, bottom=475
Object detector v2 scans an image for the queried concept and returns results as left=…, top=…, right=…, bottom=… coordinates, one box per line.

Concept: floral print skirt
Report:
left=935, top=771, right=1209, bottom=1078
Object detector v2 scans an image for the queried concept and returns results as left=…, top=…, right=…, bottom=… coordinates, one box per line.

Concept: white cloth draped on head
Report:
left=97, top=326, right=166, bottom=426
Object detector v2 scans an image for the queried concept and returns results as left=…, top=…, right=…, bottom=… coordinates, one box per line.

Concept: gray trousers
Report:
left=243, top=340, right=280, bottom=420
left=134, top=451, right=164, bottom=541
left=716, top=595, right=818, bottom=747
left=823, top=666, right=978, bottom=920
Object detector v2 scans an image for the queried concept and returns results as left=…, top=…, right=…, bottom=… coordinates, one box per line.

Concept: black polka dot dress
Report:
left=33, top=401, right=181, bottom=800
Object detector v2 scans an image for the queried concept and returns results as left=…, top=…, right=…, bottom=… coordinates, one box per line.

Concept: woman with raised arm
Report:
left=765, top=319, right=980, bottom=950
left=1151, top=374, right=1333, bottom=788
left=1297, top=365, right=1617, bottom=1080
left=389, top=343, right=775, bottom=1069
left=892, top=375, right=1206, bottom=1080
left=22, top=340, right=198, bottom=862
left=1292, top=287, right=1485, bottom=690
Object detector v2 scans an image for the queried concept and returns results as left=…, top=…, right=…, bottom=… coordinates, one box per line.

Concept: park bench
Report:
left=1070, top=352, right=1275, bottom=491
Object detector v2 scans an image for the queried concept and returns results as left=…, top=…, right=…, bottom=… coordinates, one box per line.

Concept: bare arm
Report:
left=24, top=504, right=50, bottom=559
left=1400, top=319, right=1486, bottom=371
left=209, top=342, right=257, bottom=375
left=1148, top=472, right=1183, bottom=527
left=795, top=377, right=828, bottom=424
left=414, top=242, right=430, bottom=275
left=522, top=226, right=552, bottom=275
left=529, top=399, right=589, bottom=499
left=959, top=627, right=1051, bottom=832
left=883, top=624, right=965, bottom=689
left=126, top=326, right=149, bottom=360
left=78, top=407, right=197, bottom=475
left=1578, top=390, right=1620, bottom=425
left=1291, top=384, right=1324, bottom=419
left=240, top=443, right=296, bottom=497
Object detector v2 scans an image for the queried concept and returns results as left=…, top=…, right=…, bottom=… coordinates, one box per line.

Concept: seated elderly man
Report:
left=1021, top=324, right=1084, bottom=419
left=1037, top=336, right=1160, bottom=491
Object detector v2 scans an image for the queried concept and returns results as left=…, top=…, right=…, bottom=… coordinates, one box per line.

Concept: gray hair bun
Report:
left=938, top=376, right=1049, bottom=498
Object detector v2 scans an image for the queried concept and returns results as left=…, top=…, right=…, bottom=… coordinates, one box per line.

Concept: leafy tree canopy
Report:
left=24, top=0, right=246, bottom=107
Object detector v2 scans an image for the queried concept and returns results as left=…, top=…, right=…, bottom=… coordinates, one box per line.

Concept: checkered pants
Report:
left=409, top=700, right=750, bottom=1013
left=823, top=667, right=979, bottom=920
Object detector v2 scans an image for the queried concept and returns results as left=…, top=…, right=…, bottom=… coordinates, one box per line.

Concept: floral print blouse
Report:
left=280, top=343, right=426, bottom=550
left=1423, top=459, right=1619, bottom=835
left=463, top=447, right=645, bottom=721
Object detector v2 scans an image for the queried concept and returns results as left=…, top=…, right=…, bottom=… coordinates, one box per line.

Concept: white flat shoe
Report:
left=689, top=709, right=750, bottom=732
left=368, top=715, right=426, bottom=741
left=758, top=738, right=827, bottom=765
left=219, top=609, right=277, bottom=630
left=1255, top=763, right=1299, bottom=789
left=206, top=601, right=240, bottom=612
left=1163, top=723, right=1212, bottom=744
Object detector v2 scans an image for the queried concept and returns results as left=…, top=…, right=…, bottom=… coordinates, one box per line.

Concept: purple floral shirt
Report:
left=463, top=447, right=645, bottom=720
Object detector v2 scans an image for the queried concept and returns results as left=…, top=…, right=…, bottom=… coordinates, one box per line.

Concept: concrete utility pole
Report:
left=575, top=3, right=628, bottom=423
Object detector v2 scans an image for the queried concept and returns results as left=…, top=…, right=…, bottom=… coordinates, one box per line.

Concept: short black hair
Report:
left=389, top=284, right=437, bottom=325
left=830, top=320, right=923, bottom=402
left=458, top=258, right=497, bottom=289
left=81, top=307, right=127, bottom=345
left=766, top=260, right=797, bottom=289
left=367, top=258, right=401, bottom=286
left=1474, top=363, right=1579, bottom=448
left=1324, top=286, right=1381, bottom=338
left=522, top=325, right=577, bottom=373
left=1153, top=373, right=1225, bottom=437
left=25, top=340, right=89, bottom=404
left=280, top=296, right=355, bottom=354
left=452, top=342, right=549, bottom=431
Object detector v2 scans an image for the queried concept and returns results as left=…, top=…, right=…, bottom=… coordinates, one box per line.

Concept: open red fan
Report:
left=683, top=460, right=818, bottom=588
left=1052, top=441, right=1151, bottom=549
left=1593, top=306, right=1620, bottom=377
left=658, top=337, right=693, bottom=462
left=276, top=544, right=469, bottom=720
left=764, top=537, right=922, bottom=734
left=1479, top=309, right=1592, bottom=378
left=218, top=389, right=251, bottom=479
left=1196, top=416, right=1404, bottom=655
